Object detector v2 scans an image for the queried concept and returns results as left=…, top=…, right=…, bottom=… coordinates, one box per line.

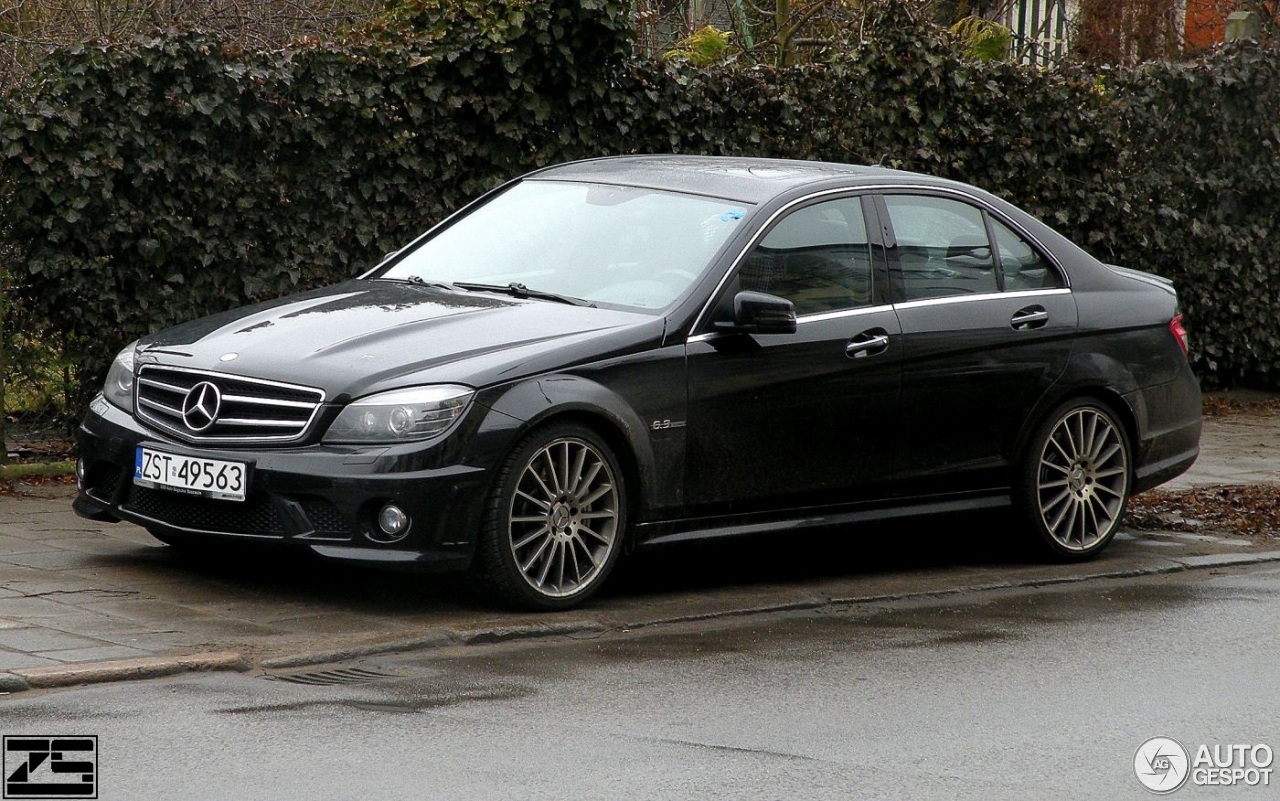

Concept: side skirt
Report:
left=634, top=492, right=1012, bottom=548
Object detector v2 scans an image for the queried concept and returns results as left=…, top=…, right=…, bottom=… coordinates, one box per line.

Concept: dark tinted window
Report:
left=992, top=218, right=1063, bottom=290
left=739, top=198, right=873, bottom=315
left=884, top=195, right=998, bottom=300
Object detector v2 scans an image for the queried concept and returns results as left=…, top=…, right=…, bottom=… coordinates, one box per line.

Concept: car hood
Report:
left=137, top=280, right=662, bottom=401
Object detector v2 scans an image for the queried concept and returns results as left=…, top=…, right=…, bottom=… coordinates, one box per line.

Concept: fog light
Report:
left=75, top=457, right=87, bottom=488
left=375, top=504, right=410, bottom=541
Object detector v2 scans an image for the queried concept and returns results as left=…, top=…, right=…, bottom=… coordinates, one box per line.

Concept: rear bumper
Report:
left=74, top=396, right=488, bottom=573
left=1127, top=371, right=1202, bottom=494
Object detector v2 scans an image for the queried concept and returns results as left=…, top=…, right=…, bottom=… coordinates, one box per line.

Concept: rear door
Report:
left=876, top=191, right=1078, bottom=493
left=683, top=193, right=903, bottom=515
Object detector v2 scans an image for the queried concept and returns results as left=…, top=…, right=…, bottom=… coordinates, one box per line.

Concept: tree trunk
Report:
left=775, top=0, right=794, bottom=66
left=0, top=300, right=8, bottom=467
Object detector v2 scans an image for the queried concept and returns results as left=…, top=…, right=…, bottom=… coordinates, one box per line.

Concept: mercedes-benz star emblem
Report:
left=181, top=381, right=223, bottom=432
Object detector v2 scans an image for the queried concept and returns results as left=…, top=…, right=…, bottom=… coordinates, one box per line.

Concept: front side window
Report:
left=382, top=180, right=751, bottom=310
left=738, top=197, right=874, bottom=316
left=884, top=195, right=997, bottom=300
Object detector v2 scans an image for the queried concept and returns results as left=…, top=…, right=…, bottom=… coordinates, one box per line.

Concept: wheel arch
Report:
left=477, top=376, right=660, bottom=540
left=525, top=408, right=646, bottom=540
left=1012, top=383, right=1139, bottom=483
left=1011, top=385, right=1137, bottom=560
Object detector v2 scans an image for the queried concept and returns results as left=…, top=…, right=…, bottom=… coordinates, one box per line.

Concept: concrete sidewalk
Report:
left=1, top=404, right=1278, bottom=693
left=1163, top=403, right=1280, bottom=489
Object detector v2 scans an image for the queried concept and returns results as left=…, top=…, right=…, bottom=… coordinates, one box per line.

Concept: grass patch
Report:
left=0, top=460, right=75, bottom=480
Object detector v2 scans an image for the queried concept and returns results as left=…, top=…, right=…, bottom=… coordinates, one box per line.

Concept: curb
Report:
left=258, top=620, right=612, bottom=670
left=0, top=672, right=29, bottom=693
left=3, top=549, right=1280, bottom=695
left=1, top=652, right=249, bottom=692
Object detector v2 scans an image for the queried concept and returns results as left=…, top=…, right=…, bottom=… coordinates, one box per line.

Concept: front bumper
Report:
left=74, top=396, right=489, bottom=572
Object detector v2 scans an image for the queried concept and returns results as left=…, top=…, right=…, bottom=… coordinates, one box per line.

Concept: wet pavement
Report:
left=1164, top=401, right=1280, bottom=489
left=4, top=563, right=1278, bottom=799
left=0, top=404, right=1277, bottom=691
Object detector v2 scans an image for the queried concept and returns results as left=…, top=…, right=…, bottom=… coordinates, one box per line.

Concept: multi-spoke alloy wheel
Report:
left=1019, top=400, right=1131, bottom=560
left=475, top=423, right=626, bottom=610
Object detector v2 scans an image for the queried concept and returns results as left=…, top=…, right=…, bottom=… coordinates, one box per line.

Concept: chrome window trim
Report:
left=892, top=287, right=1071, bottom=311
left=688, top=183, right=1070, bottom=338
left=686, top=304, right=895, bottom=343
left=798, top=304, right=896, bottom=325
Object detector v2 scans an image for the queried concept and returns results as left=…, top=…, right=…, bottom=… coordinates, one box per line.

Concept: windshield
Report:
left=380, top=180, right=751, bottom=310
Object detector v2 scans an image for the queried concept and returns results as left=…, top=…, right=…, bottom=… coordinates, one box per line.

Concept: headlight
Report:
left=324, top=385, right=474, bottom=444
left=102, top=342, right=138, bottom=411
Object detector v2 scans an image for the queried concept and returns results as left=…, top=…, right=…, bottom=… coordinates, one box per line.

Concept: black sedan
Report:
left=74, top=155, right=1202, bottom=609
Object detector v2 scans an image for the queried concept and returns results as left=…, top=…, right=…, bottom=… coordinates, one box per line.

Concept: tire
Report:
left=1015, top=398, right=1132, bottom=561
left=472, top=422, right=627, bottom=610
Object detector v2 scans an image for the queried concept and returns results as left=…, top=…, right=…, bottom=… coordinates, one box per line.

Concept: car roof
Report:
left=529, top=154, right=954, bottom=204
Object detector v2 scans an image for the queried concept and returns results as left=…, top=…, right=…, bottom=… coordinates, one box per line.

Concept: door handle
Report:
left=845, top=331, right=890, bottom=358
left=1011, top=306, right=1048, bottom=331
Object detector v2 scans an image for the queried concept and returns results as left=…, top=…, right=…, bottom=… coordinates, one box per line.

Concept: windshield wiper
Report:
left=399, top=276, right=460, bottom=291
left=452, top=281, right=595, bottom=307
left=394, top=276, right=595, bottom=307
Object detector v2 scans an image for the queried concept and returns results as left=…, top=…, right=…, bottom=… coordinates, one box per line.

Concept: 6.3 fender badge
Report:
left=650, top=419, right=687, bottom=431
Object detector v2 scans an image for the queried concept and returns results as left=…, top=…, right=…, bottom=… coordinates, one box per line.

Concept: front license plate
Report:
left=134, top=447, right=247, bottom=502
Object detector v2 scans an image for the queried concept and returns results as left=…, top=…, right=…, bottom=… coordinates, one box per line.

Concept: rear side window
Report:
left=738, top=197, right=873, bottom=315
left=991, top=218, right=1063, bottom=290
left=884, top=195, right=997, bottom=300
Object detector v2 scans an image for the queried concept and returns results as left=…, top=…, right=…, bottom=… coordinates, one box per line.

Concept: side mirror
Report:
left=717, top=291, right=797, bottom=335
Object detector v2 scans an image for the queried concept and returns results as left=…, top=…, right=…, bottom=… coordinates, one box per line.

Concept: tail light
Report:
left=1169, top=314, right=1189, bottom=358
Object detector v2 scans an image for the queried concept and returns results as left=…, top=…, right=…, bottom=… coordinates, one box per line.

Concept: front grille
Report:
left=125, top=485, right=286, bottom=536
left=136, top=365, right=324, bottom=445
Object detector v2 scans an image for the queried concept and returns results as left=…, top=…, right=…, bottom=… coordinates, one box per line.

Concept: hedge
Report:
left=1, top=0, right=1278, bottom=415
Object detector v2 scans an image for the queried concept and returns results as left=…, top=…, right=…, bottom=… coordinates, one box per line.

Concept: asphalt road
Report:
left=3, top=563, right=1277, bottom=800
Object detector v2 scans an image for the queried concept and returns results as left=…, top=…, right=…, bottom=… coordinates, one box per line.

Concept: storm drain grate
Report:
left=264, top=667, right=399, bottom=687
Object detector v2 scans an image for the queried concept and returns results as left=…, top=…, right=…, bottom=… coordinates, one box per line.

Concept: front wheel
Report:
left=473, top=423, right=627, bottom=610
left=1016, top=399, right=1132, bottom=560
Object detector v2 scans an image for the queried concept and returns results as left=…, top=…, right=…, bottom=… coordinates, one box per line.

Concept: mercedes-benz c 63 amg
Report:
left=74, top=156, right=1202, bottom=609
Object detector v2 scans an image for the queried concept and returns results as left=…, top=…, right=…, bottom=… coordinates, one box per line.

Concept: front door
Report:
left=684, top=194, right=903, bottom=515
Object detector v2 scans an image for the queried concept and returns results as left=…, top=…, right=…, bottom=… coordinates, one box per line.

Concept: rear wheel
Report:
left=1016, top=399, right=1131, bottom=560
left=473, top=423, right=627, bottom=610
